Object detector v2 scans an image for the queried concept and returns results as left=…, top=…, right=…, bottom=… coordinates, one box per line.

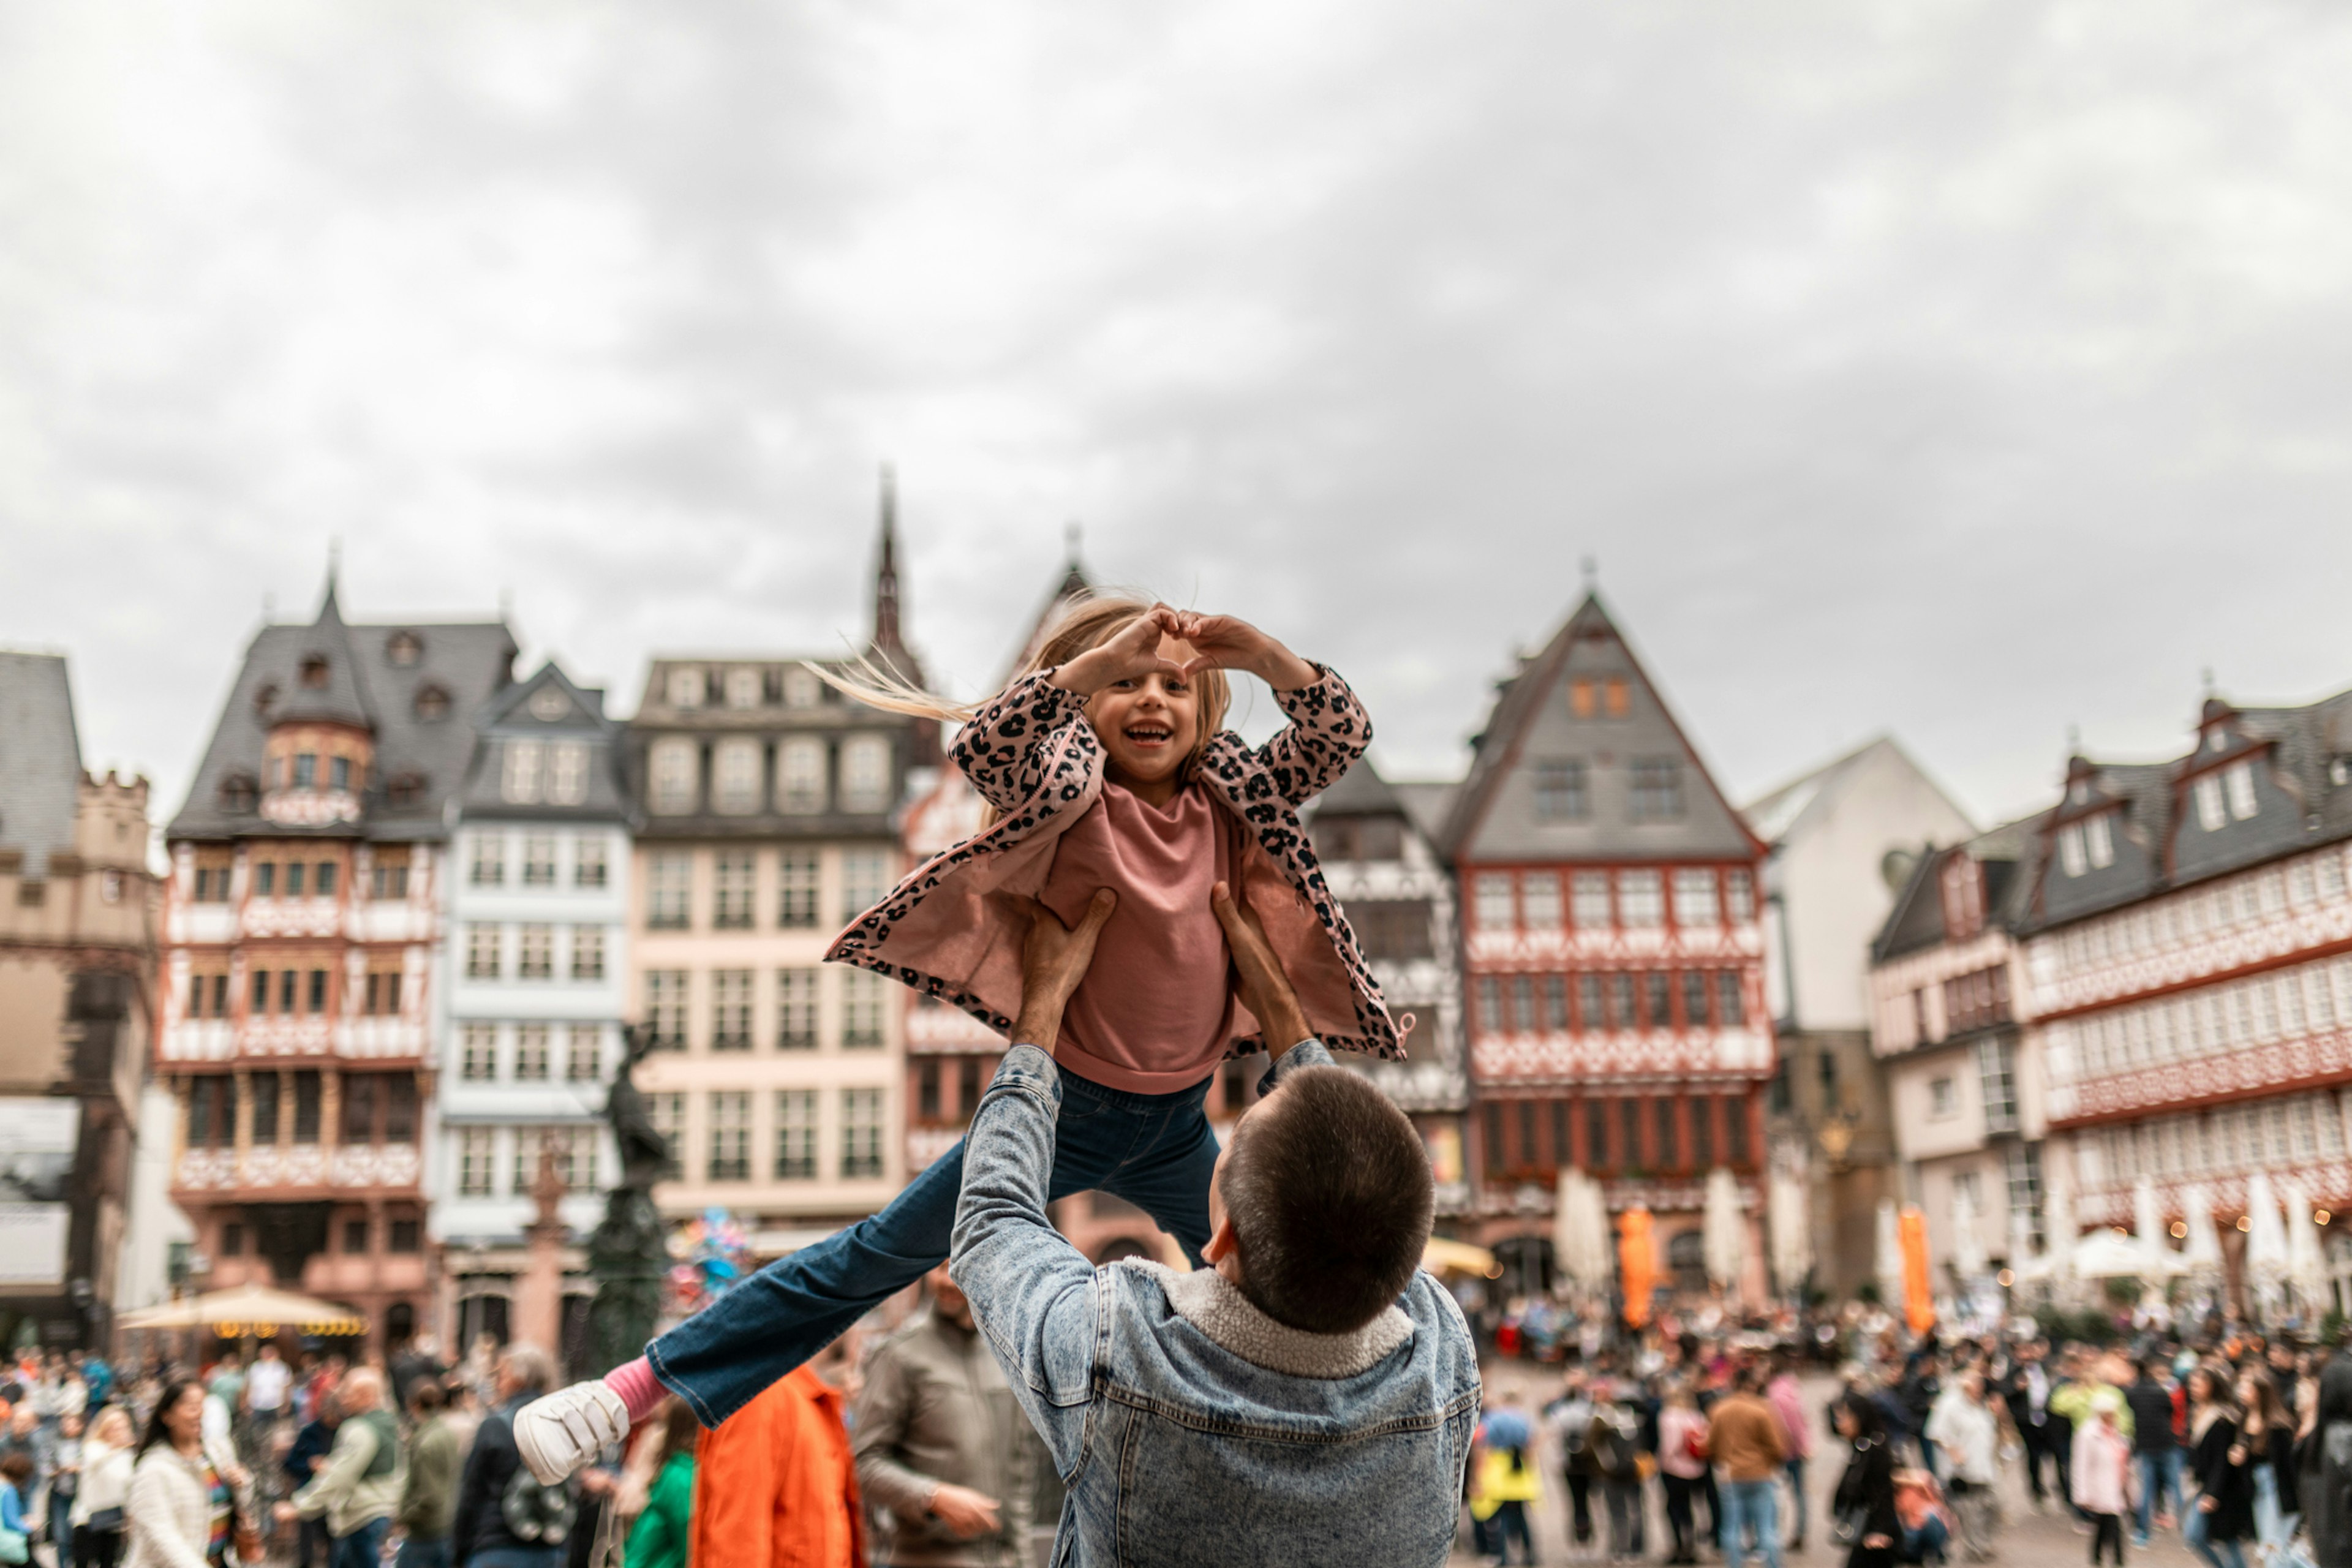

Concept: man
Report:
left=1764, top=1354, right=1812, bottom=1552
left=853, top=1262, right=1032, bottom=1568
left=0, top=1406, right=55, bottom=1544
left=1543, top=1369, right=1596, bottom=1553
left=1705, top=1366, right=1788, bottom=1568
left=2049, top=1346, right=2128, bottom=1517
left=285, top=1395, right=343, bottom=1568
left=453, top=1346, right=568, bottom=1568
left=948, top=883, right=1481, bottom=1566
left=1899, top=1351, right=1942, bottom=1479
left=693, top=1336, right=864, bottom=1568
left=247, top=1343, right=293, bottom=1433
left=1997, top=1339, right=2060, bottom=1510
left=391, top=1336, right=450, bottom=1415
left=398, top=1381, right=461, bottom=1568
left=1924, top=1373, right=1999, bottom=1562
left=2125, top=1357, right=2182, bottom=1545
left=277, top=1368, right=405, bottom=1568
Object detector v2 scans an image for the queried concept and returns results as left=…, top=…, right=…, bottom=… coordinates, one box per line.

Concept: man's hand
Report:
left=927, top=1482, right=1003, bottom=1539
left=272, top=1504, right=299, bottom=1525
left=1006, top=889, right=1118, bottom=1052
left=1210, top=881, right=1311, bottom=1052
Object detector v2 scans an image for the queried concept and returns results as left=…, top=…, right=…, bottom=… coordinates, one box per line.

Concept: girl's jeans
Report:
left=2186, top=1502, right=2250, bottom=1568
left=647, top=1066, right=1219, bottom=1426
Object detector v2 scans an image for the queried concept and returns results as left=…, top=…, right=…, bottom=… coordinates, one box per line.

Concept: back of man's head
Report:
left=1220, top=1065, right=1433, bottom=1336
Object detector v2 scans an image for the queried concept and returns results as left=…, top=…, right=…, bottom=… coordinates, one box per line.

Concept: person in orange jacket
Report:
left=688, top=1337, right=864, bottom=1568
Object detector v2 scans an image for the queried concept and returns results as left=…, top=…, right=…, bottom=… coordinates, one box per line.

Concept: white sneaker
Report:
left=513, top=1380, right=630, bottom=1484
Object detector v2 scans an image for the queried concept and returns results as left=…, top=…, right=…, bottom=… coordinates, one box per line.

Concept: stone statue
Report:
left=585, top=1021, right=669, bottom=1376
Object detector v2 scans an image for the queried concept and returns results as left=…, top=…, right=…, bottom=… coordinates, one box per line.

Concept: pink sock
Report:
left=604, top=1357, right=664, bottom=1423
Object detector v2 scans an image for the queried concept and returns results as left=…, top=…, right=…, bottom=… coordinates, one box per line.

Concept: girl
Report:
left=2073, top=1390, right=2135, bottom=1567
left=519, top=597, right=1394, bottom=1479
left=619, top=1401, right=696, bottom=1568
left=1830, top=1395, right=1898, bottom=1568
left=71, top=1408, right=135, bottom=1568
left=2236, top=1368, right=2297, bottom=1568
left=2188, top=1363, right=2256, bottom=1568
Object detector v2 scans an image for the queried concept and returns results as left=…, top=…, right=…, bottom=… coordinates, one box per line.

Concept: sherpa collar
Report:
left=1134, top=1262, right=1413, bottom=1379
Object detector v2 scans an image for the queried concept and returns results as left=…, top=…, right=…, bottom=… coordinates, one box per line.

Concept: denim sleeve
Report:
left=949, top=1044, right=1099, bottom=1481
left=1254, top=1035, right=1333, bottom=1097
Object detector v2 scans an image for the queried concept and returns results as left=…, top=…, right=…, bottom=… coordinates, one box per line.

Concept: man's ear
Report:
left=1202, top=1211, right=1239, bottom=1267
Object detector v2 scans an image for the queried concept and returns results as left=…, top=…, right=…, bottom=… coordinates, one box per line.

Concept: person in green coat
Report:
left=622, top=1401, right=698, bottom=1568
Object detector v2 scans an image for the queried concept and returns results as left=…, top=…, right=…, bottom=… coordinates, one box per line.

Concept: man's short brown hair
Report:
left=1219, top=1065, right=1434, bottom=1335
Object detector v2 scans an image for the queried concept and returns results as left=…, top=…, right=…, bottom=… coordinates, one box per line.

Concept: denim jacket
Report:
left=950, top=1039, right=1482, bottom=1567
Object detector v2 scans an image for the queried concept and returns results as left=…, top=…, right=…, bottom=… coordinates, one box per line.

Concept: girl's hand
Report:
left=1050, top=608, right=1184, bottom=697
left=1163, top=612, right=1318, bottom=691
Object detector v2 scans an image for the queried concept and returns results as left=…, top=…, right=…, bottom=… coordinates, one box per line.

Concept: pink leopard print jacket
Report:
left=824, top=662, right=1405, bottom=1061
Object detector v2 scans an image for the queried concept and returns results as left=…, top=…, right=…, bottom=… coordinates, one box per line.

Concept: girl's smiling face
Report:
left=1085, top=636, right=1200, bottom=793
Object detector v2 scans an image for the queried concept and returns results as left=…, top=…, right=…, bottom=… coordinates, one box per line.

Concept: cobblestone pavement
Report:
left=1451, top=1359, right=2212, bottom=1568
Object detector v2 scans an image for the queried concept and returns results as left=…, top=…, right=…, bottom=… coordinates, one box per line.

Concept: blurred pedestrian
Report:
left=1708, top=1366, right=1788, bottom=1568
left=70, top=1408, right=134, bottom=1568
left=396, top=1381, right=459, bottom=1568
left=2071, top=1390, right=2133, bottom=1567
left=619, top=1402, right=695, bottom=1568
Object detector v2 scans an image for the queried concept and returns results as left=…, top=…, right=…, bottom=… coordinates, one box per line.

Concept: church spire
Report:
left=871, top=464, right=905, bottom=663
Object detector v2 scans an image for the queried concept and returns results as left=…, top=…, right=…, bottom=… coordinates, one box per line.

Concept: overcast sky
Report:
left=9, top=2, right=2352, bottom=835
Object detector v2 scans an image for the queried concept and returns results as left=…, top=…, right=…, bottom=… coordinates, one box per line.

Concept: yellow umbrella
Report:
left=118, top=1283, right=366, bottom=1337
left=1422, top=1238, right=1500, bottom=1277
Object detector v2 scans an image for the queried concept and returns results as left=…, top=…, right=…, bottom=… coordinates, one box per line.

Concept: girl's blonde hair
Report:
left=812, top=589, right=1231, bottom=777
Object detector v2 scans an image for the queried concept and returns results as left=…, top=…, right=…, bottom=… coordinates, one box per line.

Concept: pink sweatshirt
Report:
left=1037, top=781, right=1240, bottom=1093
left=1767, top=1374, right=1814, bottom=1460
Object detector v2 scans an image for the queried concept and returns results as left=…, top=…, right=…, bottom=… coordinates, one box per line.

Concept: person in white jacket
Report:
left=70, top=1408, right=136, bottom=1568
left=124, top=1381, right=249, bottom=1568
left=1923, top=1374, right=2000, bottom=1564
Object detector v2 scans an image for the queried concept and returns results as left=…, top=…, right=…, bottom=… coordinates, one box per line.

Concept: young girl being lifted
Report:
left=517, top=595, right=1406, bottom=1479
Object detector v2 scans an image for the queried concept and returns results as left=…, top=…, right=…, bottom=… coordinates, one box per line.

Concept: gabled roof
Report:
left=169, top=583, right=518, bottom=840
left=1438, top=590, right=1763, bottom=864
left=1869, top=814, right=2040, bottom=963
left=1310, top=754, right=1408, bottom=818
left=457, top=661, right=633, bottom=823
left=0, top=652, right=83, bottom=877
left=269, top=576, right=375, bottom=730
left=1000, top=551, right=1093, bottom=684
left=1741, top=735, right=1971, bottom=848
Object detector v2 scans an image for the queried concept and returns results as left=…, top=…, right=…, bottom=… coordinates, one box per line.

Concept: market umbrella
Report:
left=2181, top=1182, right=2225, bottom=1305
left=1875, top=1200, right=1904, bottom=1311
left=1950, top=1182, right=1988, bottom=1283
left=2284, top=1181, right=2331, bottom=1319
left=1619, top=1208, right=1657, bottom=1329
left=1768, top=1166, right=1812, bottom=1296
left=2044, top=1170, right=2079, bottom=1306
left=1422, top=1238, right=1499, bottom=1277
left=2248, top=1170, right=2290, bottom=1321
left=118, top=1282, right=366, bottom=1336
left=1900, top=1205, right=1936, bottom=1335
left=2074, top=1229, right=2183, bottom=1280
left=1703, top=1169, right=1747, bottom=1295
left=1553, top=1172, right=1612, bottom=1295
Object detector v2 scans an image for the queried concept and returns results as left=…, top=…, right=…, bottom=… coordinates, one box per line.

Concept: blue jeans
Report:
left=2136, top=1448, right=2184, bottom=1540
left=1721, top=1479, right=1782, bottom=1568
left=648, top=1066, right=1220, bottom=1425
left=394, top=1537, right=449, bottom=1568
left=330, top=1515, right=388, bottom=1568
left=2185, top=1502, right=2250, bottom=1568
left=1784, top=1457, right=1807, bottom=1542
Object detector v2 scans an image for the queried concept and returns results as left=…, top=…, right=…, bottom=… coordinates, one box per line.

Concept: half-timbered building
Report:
left=1439, top=592, right=1773, bottom=1297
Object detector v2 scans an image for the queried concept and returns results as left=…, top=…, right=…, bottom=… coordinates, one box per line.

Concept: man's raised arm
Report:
left=949, top=891, right=1116, bottom=1482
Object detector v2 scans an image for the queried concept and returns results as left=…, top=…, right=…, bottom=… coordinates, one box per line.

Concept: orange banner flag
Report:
left=1899, top=1204, right=1936, bottom=1335
left=1619, top=1207, right=1656, bottom=1329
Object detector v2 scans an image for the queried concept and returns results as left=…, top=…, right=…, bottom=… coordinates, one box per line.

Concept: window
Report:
left=1477, top=976, right=1506, bottom=1036
left=342, top=1073, right=379, bottom=1143
left=1511, top=975, right=1539, bottom=1033
left=714, top=740, right=763, bottom=815
left=776, top=1091, right=819, bottom=1178
left=249, top=1072, right=279, bottom=1142
left=1725, top=870, right=1754, bottom=922
left=2195, top=775, right=2227, bottom=831
left=515, top=1023, right=551, bottom=1080
left=371, top=852, right=410, bottom=900
left=778, top=970, right=819, bottom=1048
left=466, top=925, right=502, bottom=980
left=517, top=925, right=554, bottom=979
left=389, top=1217, right=421, bottom=1253
left=1569, top=679, right=1597, bottom=719
left=575, top=835, right=607, bottom=888
left=285, top=861, right=306, bottom=898
left=1717, top=971, right=1746, bottom=1027
left=518, top=1128, right=589, bottom=1192
left=1534, top=760, right=1589, bottom=820
left=316, top=861, right=338, bottom=896
left=458, top=1129, right=497, bottom=1197
left=1683, top=971, right=1711, bottom=1028
left=571, top=925, right=605, bottom=981
left=187, top=1077, right=233, bottom=1148
left=1604, top=677, right=1629, bottom=718
left=2086, top=813, right=2115, bottom=869
left=645, top=971, right=688, bottom=1049
left=778, top=737, right=828, bottom=814
left=386, top=631, right=422, bottom=666
left=1691, top=1096, right=1714, bottom=1167
left=1354, top=900, right=1436, bottom=963
left=566, top=1024, right=600, bottom=1081
left=1673, top=869, right=1719, bottom=928
left=330, top=756, right=351, bottom=792
left=842, top=849, right=891, bottom=918
left=1608, top=973, right=1636, bottom=1030
left=1929, top=1077, right=1956, bottom=1117
left=1543, top=974, right=1570, bottom=1031
left=667, top=667, right=706, bottom=709
left=725, top=666, right=763, bottom=710
left=649, top=1093, right=685, bottom=1176
left=1629, top=758, right=1683, bottom=820
left=1725, top=1096, right=1750, bottom=1164
left=1655, top=1099, right=1678, bottom=1169
left=1521, top=872, right=1562, bottom=931
left=712, top=970, right=754, bottom=1050
left=502, top=741, right=544, bottom=804
left=511, top=836, right=554, bottom=889
left=778, top=850, right=821, bottom=927
left=842, top=1088, right=885, bottom=1178
left=293, top=1070, right=321, bottom=1139
left=648, top=854, right=692, bottom=929
left=293, top=753, right=317, bottom=788
left=549, top=742, right=589, bottom=805
left=2225, top=761, right=2260, bottom=820
left=783, top=666, right=821, bottom=708
left=470, top=834, right=505, bottom=888
left=456, top=1022, right=497, bottom=1082
left=255, top=862, right=276, bottom=897
left=2059, top=826, right=2089, bottom=878
left=1474, top=873, right=1516, bottom=931
left=339, top=1217, right=368, bottom=1254
left=1621, top=1099, right=1643, bottom=1167
left=1586, top=1100, right=1611, bottom=1169
left=843, top=971, right=886, bottom=1047
left=918, top=1060, right=942, bottom=1120
left=840, top=734, right=894, bottom=813
left=708, top=1093, right=752, bottom=1180
left=1571, top=872, right=1611, bottom=928
left=413, top=685, right=451, bottom=722
left=1618, top=870, right=1664, bottom=927
left=650, top=739, right=698, bottom=815
left=280, top=969, right=297, bottom=1012
left=712, top=852, right=756, bottom=929
left=1978, top=1036, right=2020, bottom=1134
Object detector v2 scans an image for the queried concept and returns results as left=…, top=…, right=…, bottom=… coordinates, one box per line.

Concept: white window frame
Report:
left=571, top=924, right=605, bottom=981
left=457, top=1128, right=497, bottom=1197
left=2195, top=775, right=2226, bottom=831
left=469, top=834, right=505, bottom=888
left=522, top=835, right=557, bottom=887
left=2086, top=813, right=2115, bottom=869
left=840, top=734, right=893, bottom=813
left=650, top=739, right=699, bottom=815
left=2059, top=825, right=2088, bottom=878
left=648, top=854, right=692, bottom=929
left=778, top=737, right=828, bottom=815
left=575, top=835, right=608, bottom=888
left=775, top=1090, right=820, bottom=1179
left=666, top=667, right=706, bottom=709
left=843, top=970, right=886, bottom=1048
left=1473, top=873, right=1515, bottom=932
left=548, top=742, right=589, bottom=806
left=842, top=848, right=891, bottom=921
left=1617, top=870, right=1664, bottom=928
left=1519, top=872, right=1562, bottom=932
left=2225, top=761, right=2259, bottom=820
left=725, top=666, right=763, bottom=710
left=842, top=1087, right=885, bottom=1178
left=516, top=924, right=554, bottom=980
left=1672, top=869, right=1720, bottom=929
left=465, top=924, right=502, bottom=981
left=714, top=739, right=763, bottom=815
left=1571, top=872, right=1613, bottom=929
left=501, top=740, right=543, bottom=805
left=565, top=1023, right=601, bottom=1081
left=514, top=1023, right=551, bottom=1080
left=460, top=1022, right=498, bottom=1082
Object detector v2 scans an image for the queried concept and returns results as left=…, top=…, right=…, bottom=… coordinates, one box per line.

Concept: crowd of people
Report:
left=1455, top=1303, right=2352, bottom=1568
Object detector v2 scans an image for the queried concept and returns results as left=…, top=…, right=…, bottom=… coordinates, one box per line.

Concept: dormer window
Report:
left=2085, top=813, right=2114, bottom=867
left=2224, top=760, right=2259, bottom=820
left=783, top=667, right=821, bottom=709
left=413, top=685, right=451, bottom=722
left=331, top=756, right=351, bottom=791
left=300, top=654, right=330, bottom=688
left=668, top=667, right=706, bottom=709
left=386, top=772, right=427, bottom=807
left=549, top=742, right=589, bottom=805
left=254, top=682, right=279, bottom=715
left=385, top=632, right=423, bottom=667
left=1940, top=854, right=1985, bottom=936
left=220, top=773, right=259, bottom=813
left=725, top=668, right=763, bottom=710
left=2195, top=775, right=2226, bottom=831
left=503, top=740, right=545, bottom=804
left=529, top=685, right=570, bottom=722
left=293, top=753, right=317, bottom=788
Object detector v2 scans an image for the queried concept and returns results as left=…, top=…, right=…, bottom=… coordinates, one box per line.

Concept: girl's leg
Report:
left=1094, top=1095, right=1220, bottom=1264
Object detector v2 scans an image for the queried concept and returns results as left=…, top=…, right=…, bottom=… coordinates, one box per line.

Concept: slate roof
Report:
left=1870, top=815, right=2040, bottom=963
left=1438, top=591, right=1762, bottom=864
left=456, top=661, right=635, bottom=824
left=1392, top=781, right=1461, bottom=846
left=168, top=582, right=518, bottom=842
left=1741, top=735, right=1969, bottom=849
left=0, top=652, right=83, bottom=877
left=1308, top=753, right=1409, bottom=818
